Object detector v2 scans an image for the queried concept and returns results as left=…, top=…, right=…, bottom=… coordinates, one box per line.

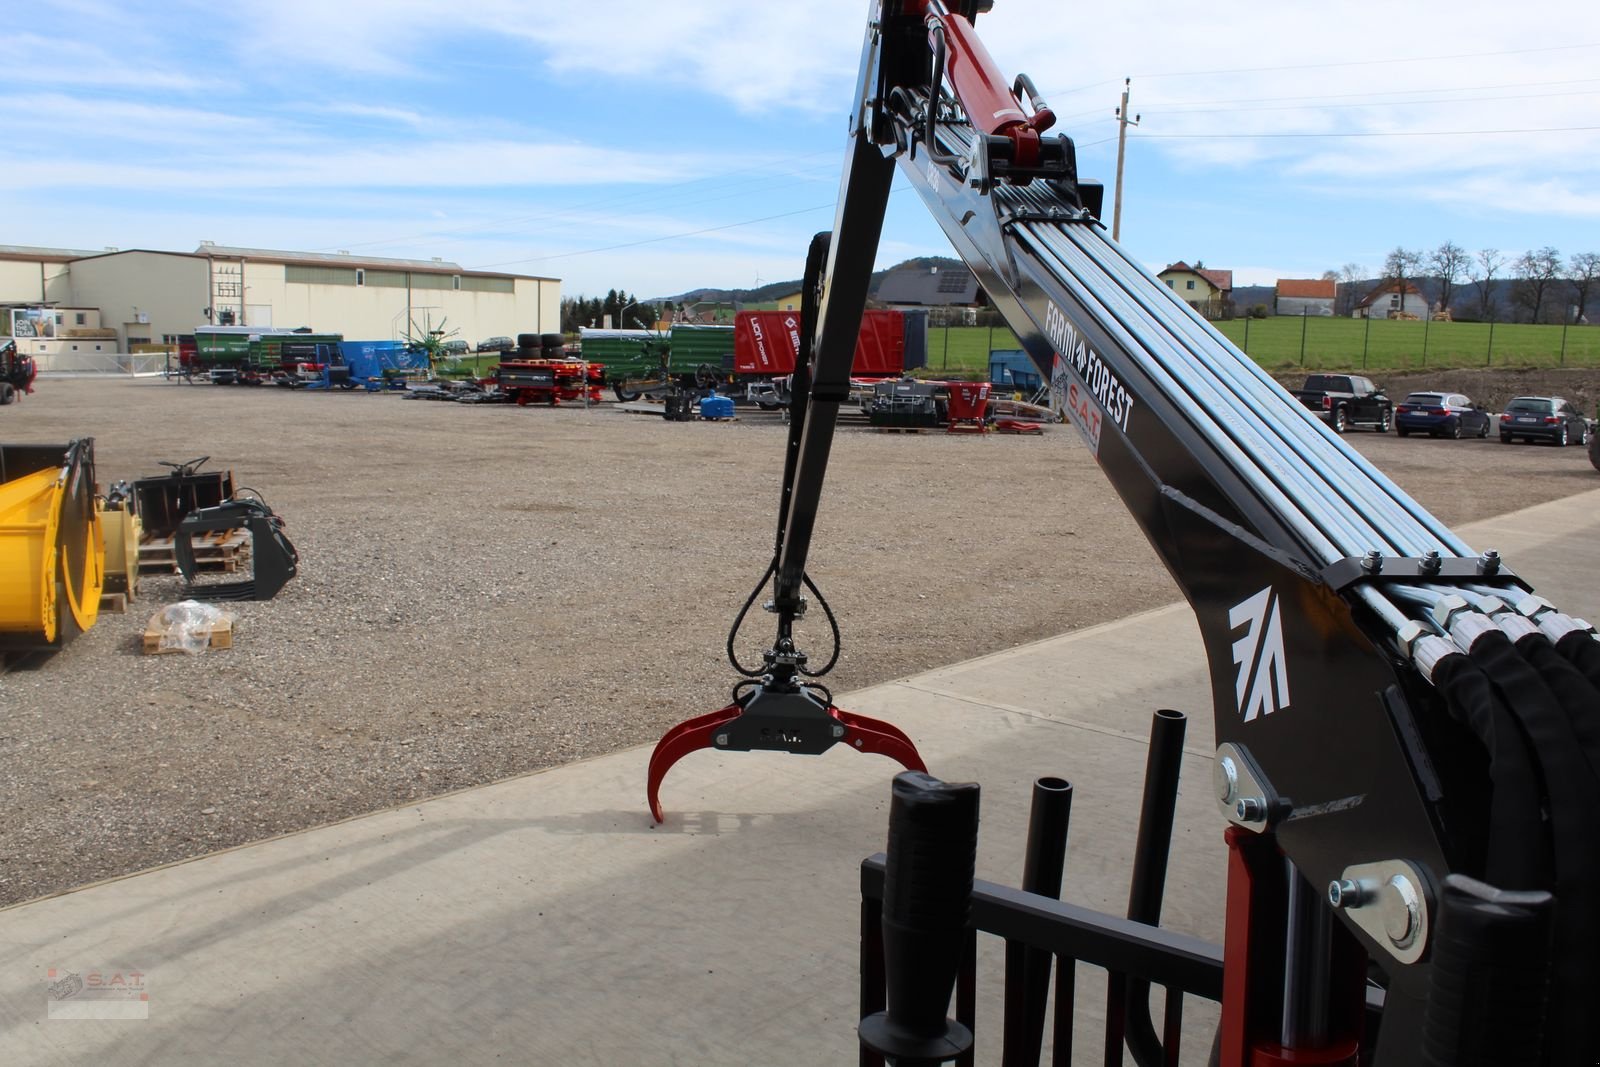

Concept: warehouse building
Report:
left=0, top=243, right=559, bottom=365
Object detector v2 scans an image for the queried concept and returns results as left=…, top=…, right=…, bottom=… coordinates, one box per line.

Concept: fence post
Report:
left=1422, top=313, right=1430, bottom=369
left=1362, top=313, right=1371, bottom=366
left=1299, top=308, right=1308, bottom=366
left=1487, top=320, right=1495, bottom=367
left=1560, top=320, right=1568, bottom=366
left=1243, top=316, right=1250, bottom=353
left=942, top=323, right=950, bottom=371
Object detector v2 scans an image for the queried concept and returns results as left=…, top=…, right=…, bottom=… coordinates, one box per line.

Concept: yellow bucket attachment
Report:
left=0, top=440, right=103, bottom=650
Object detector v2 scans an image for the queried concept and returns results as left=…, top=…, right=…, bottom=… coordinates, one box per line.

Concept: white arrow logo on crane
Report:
left=1229, top=587, right=1290, bottom=722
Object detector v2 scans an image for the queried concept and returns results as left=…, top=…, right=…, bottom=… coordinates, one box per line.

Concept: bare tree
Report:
left=1570, top=251, right=1600, bottom=324
left=1382, top=247, right=1424, bottom=317
left=1511, top=246, right=1562, bottom=323
left=1336, top=262, right=1364, bottom=316
left=1429, top=241, right=1469, bottom=317
left=1468, top=248, right=1503, bottom=322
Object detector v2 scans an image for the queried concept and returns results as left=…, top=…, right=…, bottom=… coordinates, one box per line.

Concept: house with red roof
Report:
left=1157, top=261, right=1232, bottom=319
left=1275, top=278, right=1336, bottom=317
left=1353, top=280, right=1429, bottom=320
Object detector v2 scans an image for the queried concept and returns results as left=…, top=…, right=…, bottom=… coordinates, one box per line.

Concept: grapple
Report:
left=647, top=232, right=929, bottom=822
left=175, top=496, right=299, bottom=601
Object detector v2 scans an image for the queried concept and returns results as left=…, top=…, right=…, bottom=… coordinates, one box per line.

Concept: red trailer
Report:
left=734, top=308, right=906, bottom=377
left=735, top=308, right=909, bottom=406
left=493, top=358, right=606, bottom=406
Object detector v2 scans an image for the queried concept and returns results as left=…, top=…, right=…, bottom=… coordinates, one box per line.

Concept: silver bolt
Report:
left=1235, top=797, right=1266, bottom=823
left=1419, top=550, right=1442, bottom=575
left=714, top=733, right=729, bottom=747
left=1384, top=875, right=1423, bottom=948
left=1327, top=879, right=1370, bottom=909
left=831, top=724, right=845, bottom=739
left=1479, top=549, right=1501, bottom=574
left=854, top=739, right=864, bottom=748
left=1361, top=550, right=1384, bottom=574
left=1215, top=756, right=1240, bottom=805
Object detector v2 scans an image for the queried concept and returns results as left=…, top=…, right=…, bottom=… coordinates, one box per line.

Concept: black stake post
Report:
left=1113, top=709, right=1187, bottom=1067
left=860, top=772, right=981, bottom=1066
left=1002, top=778, right=1073, bottom=1067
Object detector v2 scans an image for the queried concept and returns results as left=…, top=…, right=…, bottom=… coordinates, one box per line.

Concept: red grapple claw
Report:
left=647, top=703, right=741, bottom=823
left=646, top=694, right=926, bottom=823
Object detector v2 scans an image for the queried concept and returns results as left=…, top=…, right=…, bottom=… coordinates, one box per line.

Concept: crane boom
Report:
left=653, top=4, right=1600, bottom=1059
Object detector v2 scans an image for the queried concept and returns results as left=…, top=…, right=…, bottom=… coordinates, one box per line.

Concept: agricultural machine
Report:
left=0, top=440, right=103, bottom=654
left=0, top=339, right=38, bottom=405
left=493, top=334, right=605, bottom=406
left=736, top=307, right=920, bottom=408
left=647, top=1, right=1600, bottom=1062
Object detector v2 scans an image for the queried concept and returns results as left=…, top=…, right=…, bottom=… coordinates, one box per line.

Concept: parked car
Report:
left=477, top=336, right=513, bottom=353
left=1393, top=391, right=1491, bottom=439
left=440, top=339, right=471, bottom=356
left=1499, top=396, right=1590, bottom=446
left=1290, top=373, right=1392, bottom=433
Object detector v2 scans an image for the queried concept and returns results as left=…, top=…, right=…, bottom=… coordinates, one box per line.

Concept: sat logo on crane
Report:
left=1230, top=586, right=1290, bottom=721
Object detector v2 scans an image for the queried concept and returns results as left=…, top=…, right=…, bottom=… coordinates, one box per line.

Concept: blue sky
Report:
left=7, top=0, right=1597, bottom=300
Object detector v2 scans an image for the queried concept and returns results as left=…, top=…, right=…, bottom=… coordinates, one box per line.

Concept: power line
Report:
left=1133, top=41, right=1600, bottom=80
left=471, top=203, right=838, bottom=269
left=1152, top=88, right=1600, bottom=118
left=313, top=148, right=840, bottom=254
left=1149, top=75, right=1600, bottom=109
left=470, top=179, right=925, bottom=271
left=1133, top=124, right=1600, bottom=139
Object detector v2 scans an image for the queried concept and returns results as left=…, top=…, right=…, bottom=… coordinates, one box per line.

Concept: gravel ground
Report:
left=2, top=372, right=1597, bottom=906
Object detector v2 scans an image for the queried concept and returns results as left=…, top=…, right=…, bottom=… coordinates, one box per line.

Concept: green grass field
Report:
left=910, top=320, right=1600, bottom=379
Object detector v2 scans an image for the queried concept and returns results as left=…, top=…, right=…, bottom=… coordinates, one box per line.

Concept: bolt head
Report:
left=1382, top=876, right=1422, bottom=947
left=1235, top=797, right=1265, bottom=823
left=1214, top=756, right=1239, bottom=805
left=714, top=733, right=729, bottom=747
left=831, top=724, right=845, bottom=739
left=1328, top=879, right=1365, bottom=909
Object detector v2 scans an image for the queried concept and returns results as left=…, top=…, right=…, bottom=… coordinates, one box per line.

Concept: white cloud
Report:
left=0, top=141, right=716, bottom=192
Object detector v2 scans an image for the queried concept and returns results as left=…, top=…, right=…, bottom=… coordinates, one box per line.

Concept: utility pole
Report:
left=1112, top=78, right=1139, bottom=242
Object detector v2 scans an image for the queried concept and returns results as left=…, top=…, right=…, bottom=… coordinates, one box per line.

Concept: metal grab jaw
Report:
left=175, top=497, right=299, bottom=601
left=646, top=686, right=927, bottom=823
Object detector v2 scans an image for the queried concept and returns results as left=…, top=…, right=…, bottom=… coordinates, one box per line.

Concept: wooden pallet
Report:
left=137, top=528, right=251, bottom=575
left=142, top=614, right=233, bottom=655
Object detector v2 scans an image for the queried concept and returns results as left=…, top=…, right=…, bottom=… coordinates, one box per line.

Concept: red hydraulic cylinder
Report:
left=909, top=0, right=1054, bottom=167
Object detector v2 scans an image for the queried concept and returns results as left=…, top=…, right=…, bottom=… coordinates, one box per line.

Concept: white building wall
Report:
left=65, top=252, right=209, bottom=349
left=0, top=260, right=46, bottom=305
left=239, top=262, right=557, bottom=342
left=1277, top=296, right=1335, bottom=317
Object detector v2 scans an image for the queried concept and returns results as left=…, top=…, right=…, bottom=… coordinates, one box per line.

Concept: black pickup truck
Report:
left=1291, top=373, right=1392, bottom=433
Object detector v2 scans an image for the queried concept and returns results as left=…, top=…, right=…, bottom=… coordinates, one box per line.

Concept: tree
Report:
left=1569, top=252, right=1600, bottom=324
left=1335, top=262, right=1365, bottom=316
left=1511, top=246, right=1562, bottom=323
left=1382, top=247, right=1424, bottom=315
left=1429, top=241, right=1469, bottom=317
left=1468, top=248, right=1503, bottom=322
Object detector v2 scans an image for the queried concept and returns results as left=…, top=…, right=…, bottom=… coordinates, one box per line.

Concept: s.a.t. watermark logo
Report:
left=1229, top=587, right=1290, bottom=722
left=46, top=967, right=149, bottom=1019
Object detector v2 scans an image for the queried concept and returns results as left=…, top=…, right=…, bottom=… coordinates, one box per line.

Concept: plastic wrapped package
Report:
left=149, top=600, right=236, bottom=655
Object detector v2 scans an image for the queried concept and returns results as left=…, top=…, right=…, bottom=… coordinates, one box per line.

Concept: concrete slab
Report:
left=2, top=488, right=1596, bottom=1065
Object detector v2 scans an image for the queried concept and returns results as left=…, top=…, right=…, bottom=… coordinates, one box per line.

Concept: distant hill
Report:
left=650, top=256, right=967, bottom=306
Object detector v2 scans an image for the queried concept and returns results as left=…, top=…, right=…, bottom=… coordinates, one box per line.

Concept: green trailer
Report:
left=192, top=327, right=342, bottom=384
left=578, top=325, right=737, bottom=401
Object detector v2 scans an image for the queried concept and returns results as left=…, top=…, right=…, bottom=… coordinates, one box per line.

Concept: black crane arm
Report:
left=787, top=2, right=1600, bottom=1061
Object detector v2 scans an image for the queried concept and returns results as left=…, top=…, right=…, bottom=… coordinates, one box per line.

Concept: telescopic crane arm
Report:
left=652, top=3, right=1600, bottom=1060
